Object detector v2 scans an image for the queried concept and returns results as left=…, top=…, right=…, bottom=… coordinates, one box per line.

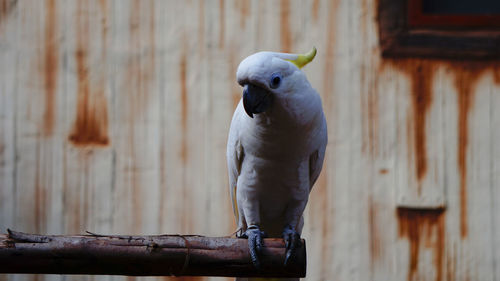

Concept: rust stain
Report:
left=317, top=10, right=338, bottom=274
left=218, top=0, right=225, bottom=49
left=34, top=182, right=47, bottom=232
left=239, top=0, right=249, bottom=28
left=379, top=168, right=389, bottom=174
left=280, top=0, right=292, bottom=53
left=359, top=0, right=380, bottom=157
left=176, top=47, right=193, bottom=235
left=322, top=0, right=339, bottom=113
left=68, top=1, right=109, bottom=146
left=360, top=61, right=380, bottom=157
left=34, top=143, right=47, bottom=233
left=315, top=5, right=339, bottom=274
left=123, top=0, right=155, bottom=118
left=98, top=0, right=108, bottom=54
left=397, top=208, right=445, bottom=281
left=198, top=0, right=204, bottom=55
left=389, top=59, right=436, bottom=183
left=177, top=44, right=192, bottom=232
left=360, top=0, right=369, bottom=42
left=312, top=0, right=320, bottom=21
left=179, top=44, right=192, bottom=233
left=367, top=75, right=379, bottom=157
left=158, top=133, right=167, bottom=230
left=317, top=163, right=331, bottom=279
left=130, top=0, right=140, bottom=232
left=447, top=62, right=491, bottom=239
left=98, top=0, right=107, bottom=11
left=369, top=197, right=381, bottom=263
left=0, top=0, right=16, bottom=31
left=149, top=0, right=156, bottom=75
left=377, top=2, right=500, bottom=235
left=122, top=0, right=157, bottom=231
left=229, top=49, right=241, bottom=109
left=43, top=0, right=58, bottom=136
left=446, top=247, right=456, bottom=281
left=494, top=65, right=500, bottom=84
left=180, top=53, right=188, bottom=164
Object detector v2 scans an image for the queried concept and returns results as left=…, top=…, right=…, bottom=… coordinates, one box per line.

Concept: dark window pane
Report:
left=422, top=0, right=500, bottom=14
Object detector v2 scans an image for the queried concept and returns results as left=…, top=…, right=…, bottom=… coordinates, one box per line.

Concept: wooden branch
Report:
left=0, top=230, right=306, bottom=278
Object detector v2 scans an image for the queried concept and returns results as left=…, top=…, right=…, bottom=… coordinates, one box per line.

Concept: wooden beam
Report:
left=0, top=230, right=306, bottom=278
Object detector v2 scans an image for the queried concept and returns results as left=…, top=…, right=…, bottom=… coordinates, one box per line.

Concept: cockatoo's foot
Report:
left=283, top=225, right=302, bottom=266
left=235, top=227, right=245, bottom=238
left=241, top=225, right=266, bottom=269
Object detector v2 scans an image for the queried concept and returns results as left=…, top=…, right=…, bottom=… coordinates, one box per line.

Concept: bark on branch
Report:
left=0, top=230, right=306, bottom=278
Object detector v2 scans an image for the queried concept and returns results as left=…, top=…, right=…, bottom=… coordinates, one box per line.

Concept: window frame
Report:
left=378, top=0, right=500, bottom=59
left=408, top=0, right=500, bottom=28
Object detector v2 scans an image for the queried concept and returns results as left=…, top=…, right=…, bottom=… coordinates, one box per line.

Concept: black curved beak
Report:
left=242, top=84, right=273, bottom=118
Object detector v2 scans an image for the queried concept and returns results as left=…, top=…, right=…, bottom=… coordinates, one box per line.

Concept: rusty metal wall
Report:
left=0, top=0, right=499, bottom=281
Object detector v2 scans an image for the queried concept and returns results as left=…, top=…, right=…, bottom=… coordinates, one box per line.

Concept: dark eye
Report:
left=269, top=72, right=282, bottom=89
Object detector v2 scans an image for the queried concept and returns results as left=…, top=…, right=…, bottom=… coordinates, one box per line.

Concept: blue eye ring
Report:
left=269, top=72, right=282, bottom=89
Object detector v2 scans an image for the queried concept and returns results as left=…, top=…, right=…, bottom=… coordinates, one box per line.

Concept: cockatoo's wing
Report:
left=227, top=102, right=245, bottom=226
left=309, top=114, right=328, bottom=191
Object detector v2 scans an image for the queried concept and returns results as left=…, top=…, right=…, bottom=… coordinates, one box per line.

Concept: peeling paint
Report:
left=42, top=0, right=58, bottom=136
left=397, top=208, right=445, bottom=281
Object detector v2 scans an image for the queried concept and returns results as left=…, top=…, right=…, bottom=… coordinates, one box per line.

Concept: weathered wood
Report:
left=0, top=230, right=306, bottom=278
left=1, top=1, right=500, bottom=281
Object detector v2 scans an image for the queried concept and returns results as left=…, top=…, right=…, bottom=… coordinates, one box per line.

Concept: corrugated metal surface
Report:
left=0, top=1, right=499, bottom=281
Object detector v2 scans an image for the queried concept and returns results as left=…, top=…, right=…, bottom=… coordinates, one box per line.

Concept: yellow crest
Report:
left=286, top=47, right=317, bottom=69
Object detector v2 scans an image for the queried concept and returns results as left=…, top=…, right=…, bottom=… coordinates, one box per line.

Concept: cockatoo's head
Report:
left=236, top=47, right=317, bottom=118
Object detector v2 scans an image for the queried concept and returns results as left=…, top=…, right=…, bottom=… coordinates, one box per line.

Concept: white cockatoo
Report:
left=227, top=47, right=327, bottom=273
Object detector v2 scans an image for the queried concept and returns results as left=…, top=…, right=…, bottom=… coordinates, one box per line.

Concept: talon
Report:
left=285, top=249, right=293, bottom=266
left=283, top=225, right=301, bottom=266
left=243, top=226, right=266, bottom=269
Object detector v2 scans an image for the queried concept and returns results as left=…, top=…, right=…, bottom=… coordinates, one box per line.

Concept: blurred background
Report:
left=1, top=0, right=500, bottom=280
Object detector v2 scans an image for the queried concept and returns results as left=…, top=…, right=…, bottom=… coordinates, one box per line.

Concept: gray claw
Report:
left=243, top=226, right=266, bottom=269
left=283, top=225, right=302, bottom=266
